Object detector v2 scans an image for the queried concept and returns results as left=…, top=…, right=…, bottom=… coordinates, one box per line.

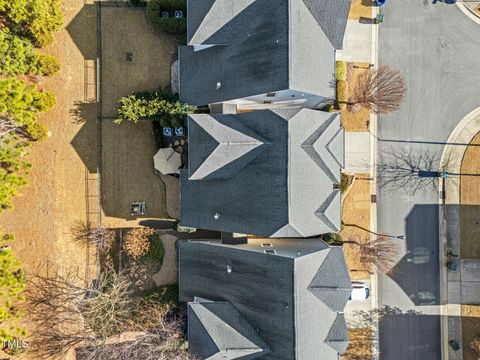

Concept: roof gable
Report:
left=189, top=0, right=257, bottom=45
left=188, top=301, right=269, bottom=359
left=301, top=0, right=352, bottom=49
left=188, top=115, right=270, bottom=180
left=307, top=247, right=352, bottom=312
left=324, top=313, right=350, bottom=353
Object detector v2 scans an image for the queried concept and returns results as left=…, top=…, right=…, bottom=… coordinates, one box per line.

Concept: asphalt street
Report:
left=377, top=1, right=480, bottom=359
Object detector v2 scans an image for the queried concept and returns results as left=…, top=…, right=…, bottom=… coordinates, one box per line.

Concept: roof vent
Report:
left=214, top=212, right=221, bottom=220
left=216, top=82, right=222, bottom=90
left=227, top=265, right=232, bottom=273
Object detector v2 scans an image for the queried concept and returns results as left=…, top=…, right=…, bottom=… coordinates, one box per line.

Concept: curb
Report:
left=370, top=4, right=381, bottom=359
left=456, top=2, right=480, bottom=25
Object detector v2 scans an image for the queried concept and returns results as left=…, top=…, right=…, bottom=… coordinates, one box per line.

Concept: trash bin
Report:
left=449, top=340, right=460, bottom=351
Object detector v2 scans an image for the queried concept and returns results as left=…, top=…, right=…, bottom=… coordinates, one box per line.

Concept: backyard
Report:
left=100, top=5, right=180, bottom=227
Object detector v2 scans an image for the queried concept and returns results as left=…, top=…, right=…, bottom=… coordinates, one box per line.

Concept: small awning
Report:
left=153, top=148, right=181, bottom=175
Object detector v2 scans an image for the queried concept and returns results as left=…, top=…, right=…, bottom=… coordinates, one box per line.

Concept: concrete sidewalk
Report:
left=441, top=106, right=480, bottom=360
left=339, top=6, right=381, bottom=358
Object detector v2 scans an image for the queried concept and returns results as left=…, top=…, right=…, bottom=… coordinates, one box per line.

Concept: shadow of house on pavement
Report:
left=66, top=4, right=97, bottom=61
left=387, top=204, right=440, bottom=306
left=380, top=311, right=441, bottom=360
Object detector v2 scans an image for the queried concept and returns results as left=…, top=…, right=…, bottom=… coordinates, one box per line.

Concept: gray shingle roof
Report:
left=180, top=109, right=344, bottom=237
left=180, top=0, right=351, bottom=105
left=179, top=239, right=352, bottom=360
left=308, top=246, right=352, bottom=312
left=188, top=301, right=270, bottom=359
left=325, top=313, right=350, bottom=353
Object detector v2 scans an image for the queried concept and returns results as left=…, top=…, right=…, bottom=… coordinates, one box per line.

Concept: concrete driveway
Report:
left=377, top=1, right=480, bottom=359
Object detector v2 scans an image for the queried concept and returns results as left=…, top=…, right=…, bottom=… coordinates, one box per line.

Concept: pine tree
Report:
left=115, top=90, right=196, bottom=124
left=0, top=0, right=63, bottom=47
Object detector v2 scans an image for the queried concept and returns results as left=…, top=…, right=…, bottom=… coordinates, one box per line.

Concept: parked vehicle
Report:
left=350, top=281, right=370, bottom=301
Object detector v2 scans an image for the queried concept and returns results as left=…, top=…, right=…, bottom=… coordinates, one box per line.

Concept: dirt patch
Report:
left=100, top=6, right=178, bottom=117
left=101, top=120, right=171, bottom=228
left=0, top=0, right=100, bottom=358
left=462, top=305, right=480, bottom=360
left=341, top=62, right=371, bottom=132
left=0, top=0, right=97, bottom=277
left=349, top=0, right=373, bottom=21
left=460, top=132, right=480, bottom=259
left=340, top=174, right=372, bottom=279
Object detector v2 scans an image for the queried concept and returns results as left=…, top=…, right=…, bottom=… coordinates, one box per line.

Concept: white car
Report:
left=350, top=281, right=370, bottom=301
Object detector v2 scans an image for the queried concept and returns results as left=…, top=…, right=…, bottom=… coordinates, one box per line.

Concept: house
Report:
left=179, top=0, right=352, bottom=111
left=179, top=238, right=352, bottom=360
left=180, top=108, right=344, bottom=237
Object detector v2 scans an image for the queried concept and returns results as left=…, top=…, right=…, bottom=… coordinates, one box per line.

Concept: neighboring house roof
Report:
left=179, top=239, right=352, bottom=360
left=180, top=108, right=344, bottom=237
left=180, top=0, right=351, bottom=105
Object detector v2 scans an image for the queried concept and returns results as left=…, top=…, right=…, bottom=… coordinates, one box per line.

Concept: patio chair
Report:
left=175, top=126, right=185, bottom=137
left=130, top=201, right=146, bottom=216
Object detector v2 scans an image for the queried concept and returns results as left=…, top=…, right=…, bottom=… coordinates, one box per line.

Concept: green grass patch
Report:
left=139, top=233, right=165, bottom=265
left=336, top=79, right=348, bottom=110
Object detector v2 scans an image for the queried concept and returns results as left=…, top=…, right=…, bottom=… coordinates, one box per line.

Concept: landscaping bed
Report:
left=462, top=305, right=480, bottom=360
left=340, top=173, right=373, bottom=279
left=348, top=0, right=373, bottom=20
left=342, top=62, right=371, bottom=132
left=460, top=132, right=480, bottom=259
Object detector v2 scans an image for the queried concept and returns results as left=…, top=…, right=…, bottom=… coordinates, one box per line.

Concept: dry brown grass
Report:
left=348, top=0, right=373, bottom=20
left=462, top=305, right=480, bottom=360
left=341, top=62, right=371, bottom=132
left=340, top=174, right=372, bottom=280
left=341, top=328, right=374, bottom=360
left=0, top=1, right=100, bottom=359
left=460, top=132, right=480, bottom=258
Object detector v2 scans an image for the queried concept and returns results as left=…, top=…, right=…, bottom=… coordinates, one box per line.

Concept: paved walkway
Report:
left=152, top=233, right=178, bottom=286
left=345, top=132, right=371, bottom=173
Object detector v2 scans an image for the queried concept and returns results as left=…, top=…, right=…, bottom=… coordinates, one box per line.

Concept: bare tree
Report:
left=71, top=221, right=116, bottom=254
left=345, top=237, right=398, bottom=274
left=0, top=116, right=30, bottom=139
left=377, top=147, right=455, bottom=195
left=26, top=269, right=191, bottom=360
left=353, top=65, right=406, bottom=114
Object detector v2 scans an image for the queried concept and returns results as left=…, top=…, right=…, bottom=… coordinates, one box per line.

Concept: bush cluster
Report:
left=116, top=89, right=195, bottom=125
left=147, top=0, right=188, bottom=36
left=336, top=79, right=348, bottom=110
left=336, top=61, right=347, bottom=81
left=0, top=0, right=63, bottom=47
left=321, top=233, right=343, bottom=246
